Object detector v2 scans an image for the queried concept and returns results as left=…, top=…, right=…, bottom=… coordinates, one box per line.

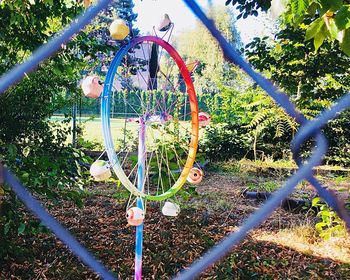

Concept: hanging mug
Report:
left=90, top=160, right=111, bottom=181
left=81, top=75, right=103, bottom=99
left=126, top=207, right=145, bottom=226
left=198, top=112, right=211, bottom=127
left=162, top=201, right=180, bottom=217
left=187, top=167, right=203, bottom=184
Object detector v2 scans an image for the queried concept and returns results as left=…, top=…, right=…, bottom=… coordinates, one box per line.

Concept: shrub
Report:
left=199, top=123, right=252, bottom=161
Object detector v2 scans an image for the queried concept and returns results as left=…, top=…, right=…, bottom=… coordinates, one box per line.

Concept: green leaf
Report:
left=169, top=162, right=179, bottom=170
left=315, top=221, right=327, bottom=231
left=4, top=222, right=10, bottom=235
left=305, top=18, right=325, bottom=41
left=21, top=172, right=29, bottom=179
left=7, top=144, right=18, bottom=160
left=129, top=155, right=138, bottom=165
left=335, top=5, right=350, bottom=30
left=75, top=160, right=82, bottom=176
left=23, top=146, right=30, bottom=157
left=307, top=2, right=318, bottom=16
left=44, top=0, right=54, bottom=5
left=291, top=0, right=310, bottom=25
left=312, top=197, right=321, bottom=207
left=319, top=231, right=331, bottom=240
left=334, top=224, right=344, bottom=231
left=340, top=28, right=350, bottom=55
left=318, top=0, right=342, bottom=15
left=327, top=18, right=339, bottom=39
left=297, top=0, right=309, bottom=15
left=18, top=223, right=26, bottom=234
left=73, top=152, right=80, bottom=158
left=314, top=25, right=327, bottom=51
left=166, top=150, right=175, bottom=161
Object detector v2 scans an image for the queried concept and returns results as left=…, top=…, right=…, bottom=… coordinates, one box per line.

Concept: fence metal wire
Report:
left=0, top=0, right=349, bottom=279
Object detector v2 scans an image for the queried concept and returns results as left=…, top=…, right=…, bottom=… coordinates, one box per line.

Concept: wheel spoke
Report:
left=101, top=36, right=198, bottom=200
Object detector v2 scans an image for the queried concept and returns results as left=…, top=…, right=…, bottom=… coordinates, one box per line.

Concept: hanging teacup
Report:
left=109, top=19, right=129, bottom=40
left=162, top=201, right=180, bottom=217
left=126, top=207, right=145, bottom=226
left=187, top=167, right=203, bottom=184
left=198, top=112, right=211, bottom=127
left=81, top=75, right=103, bottom=99
left=89, top=160, right=111, bottom=181
left=157, top=14, right=172, bottom=32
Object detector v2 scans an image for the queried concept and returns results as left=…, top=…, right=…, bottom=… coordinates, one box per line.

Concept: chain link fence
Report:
left=0, top=0, right=349, bottom=279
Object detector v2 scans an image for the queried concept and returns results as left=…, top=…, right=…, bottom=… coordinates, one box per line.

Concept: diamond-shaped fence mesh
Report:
left=0, top=0, right=349, bottom=279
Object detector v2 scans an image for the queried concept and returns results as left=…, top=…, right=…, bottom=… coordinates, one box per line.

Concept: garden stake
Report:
left=135, top=117, right=146, bottom=280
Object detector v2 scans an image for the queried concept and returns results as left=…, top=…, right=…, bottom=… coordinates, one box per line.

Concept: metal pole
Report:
left=134, top=117, right=146, bottom=280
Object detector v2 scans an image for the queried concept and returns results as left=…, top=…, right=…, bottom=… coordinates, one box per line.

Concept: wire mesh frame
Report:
left=0, top=0, right=349, bottom=279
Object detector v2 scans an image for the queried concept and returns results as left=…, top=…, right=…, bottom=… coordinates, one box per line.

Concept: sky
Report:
left=133, top=0, right=275, bottom=45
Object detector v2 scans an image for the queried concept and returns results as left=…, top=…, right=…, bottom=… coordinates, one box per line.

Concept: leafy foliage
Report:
left=290, top=0, right=350, bottom=55
left=0, top=0, right=138, bottom=259
left=311, top=197, right=346, bottom=240
left=246, top=26, right=350, bottom=105
left=245, top=94, right=297, bottom=139
left=244, top=92, right=297, bottom=160
left=225, top=0, right=350, bottom=55
left=323, top=110, right=350, bottom=166
left=225, top=0, right=272, bottom=18
left=200, top=123, right=252, bottom=161
left=199, top=78, right=296, bottom=162
left=0, top=0, right=78, bottom=72
left=175, top=6, right=243, bottom=95
left=245, top=21, right=350, bottom=165
left=0, top=128, right=91, bottom=257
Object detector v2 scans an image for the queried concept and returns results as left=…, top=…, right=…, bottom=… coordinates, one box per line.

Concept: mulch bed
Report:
left=1, top=172, right=349, bottom=279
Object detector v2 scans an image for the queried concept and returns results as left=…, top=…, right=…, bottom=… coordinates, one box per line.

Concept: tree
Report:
left=175, top=5, right=243, bottom=95
left=246, top=24, right=350, bottom=110
left=0, top=0, right=138, bottom=257
left=225, top=0, right=350, bottom=55
left=245, top=21, right=350, bottom=165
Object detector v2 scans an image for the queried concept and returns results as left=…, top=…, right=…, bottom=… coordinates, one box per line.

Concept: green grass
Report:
left=79, top=117, right=139, bottom=146
left=51, top=115, right=192, bottom=149
left=51, top=116, right=133, bottom=146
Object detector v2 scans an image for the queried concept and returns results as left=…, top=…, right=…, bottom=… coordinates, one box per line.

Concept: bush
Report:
left=0, top=65, right=91, bottom=259
left=311, top=197, right=346, bottom=240
left=199, top=123, right=252, bottom=161
left=0, top=120, right=91, bottom=258
left=323, top=110, right=350, bottom=166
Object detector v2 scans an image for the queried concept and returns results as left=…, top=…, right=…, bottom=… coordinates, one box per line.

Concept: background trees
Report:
left=175, top=6, right=243, bottom=95
left=225, top=0, right=350, bottom=55
left=243, top=15, right=350, bottom=165
left=190, top=0, right=350, bottom=164
left=1, top=0, right=349, bottom=263
left=0, top=0, right=138, bottom=257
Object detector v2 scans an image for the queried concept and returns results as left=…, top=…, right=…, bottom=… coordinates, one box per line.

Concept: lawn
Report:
left=52, top=115, right=195, bottom=150
left=52, top=115, right=136, bottom=146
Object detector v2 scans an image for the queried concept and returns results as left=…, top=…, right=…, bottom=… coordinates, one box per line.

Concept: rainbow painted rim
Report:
left=101, top=36, right=199, bottom=201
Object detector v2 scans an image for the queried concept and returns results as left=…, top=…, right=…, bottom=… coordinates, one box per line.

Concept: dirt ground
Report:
left=1, top=170, right=350, bottom=279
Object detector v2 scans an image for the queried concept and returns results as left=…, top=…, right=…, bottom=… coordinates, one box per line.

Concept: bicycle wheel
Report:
left=101, top=36, right=199, bottom=201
